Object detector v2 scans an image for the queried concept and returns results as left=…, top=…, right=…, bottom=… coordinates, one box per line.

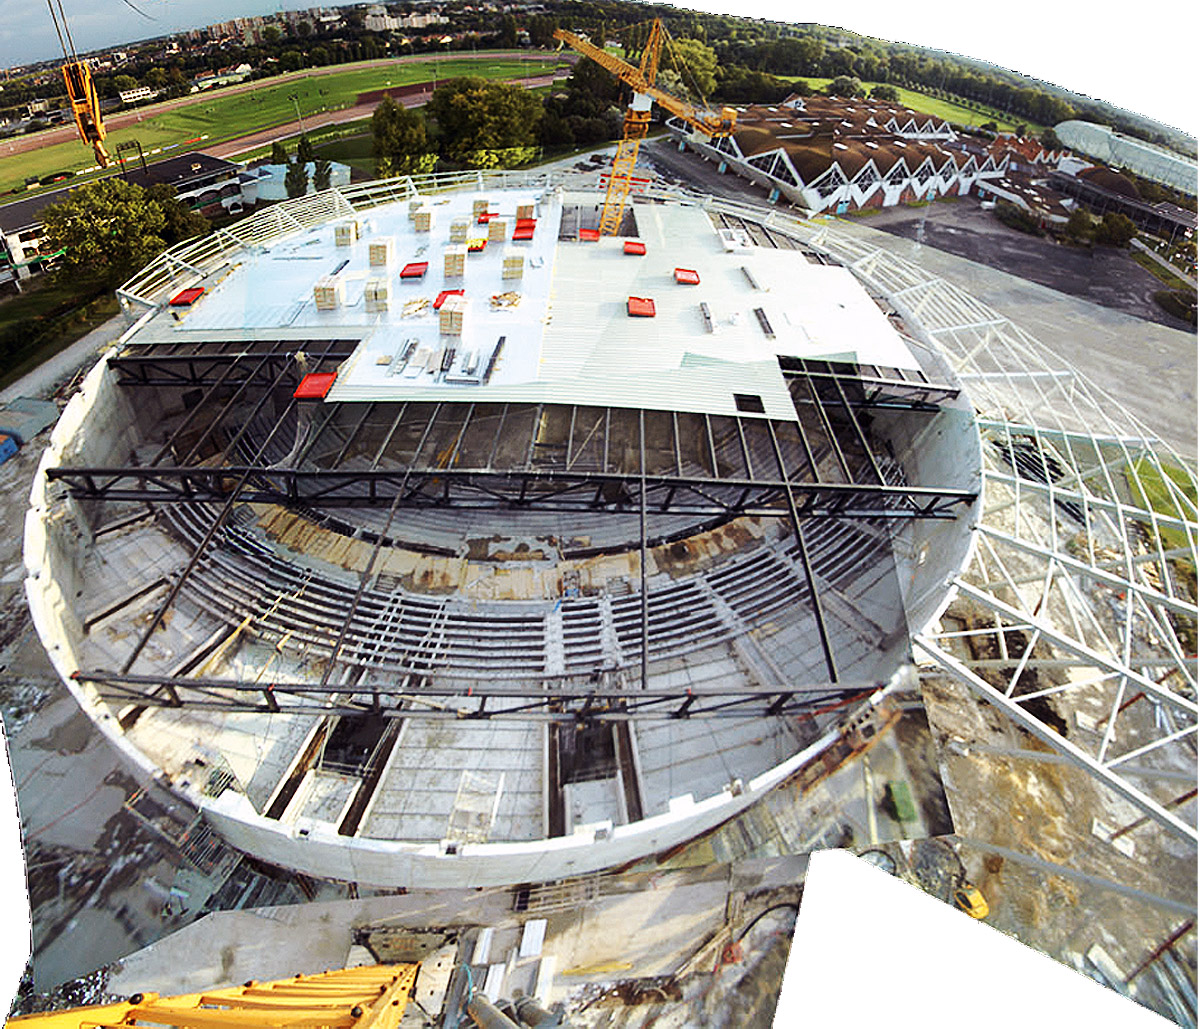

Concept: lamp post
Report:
left=287, top=91, right=305, bottom=134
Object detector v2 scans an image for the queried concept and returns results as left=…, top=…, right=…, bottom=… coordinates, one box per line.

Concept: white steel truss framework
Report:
left=797, top=219, right=1199, bottom=847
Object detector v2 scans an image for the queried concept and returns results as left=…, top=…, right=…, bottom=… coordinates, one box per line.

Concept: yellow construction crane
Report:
left=46, top=0, right=111, bottom=167
left=554, top=20, right=737, bottom=235
left=6, top=964, right=419, bottom=1029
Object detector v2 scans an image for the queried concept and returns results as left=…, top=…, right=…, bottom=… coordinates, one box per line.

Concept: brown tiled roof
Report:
left=1078, top=166, right=1140, bottom=198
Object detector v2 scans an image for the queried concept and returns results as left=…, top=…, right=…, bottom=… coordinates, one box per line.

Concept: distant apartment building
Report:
left=365, top=5, right=440, bottom=30
left=118, top=86, right=159, bottom=105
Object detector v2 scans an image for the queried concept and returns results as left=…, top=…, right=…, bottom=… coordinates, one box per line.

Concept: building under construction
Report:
left=14, top=165, right=1198, bottom=1022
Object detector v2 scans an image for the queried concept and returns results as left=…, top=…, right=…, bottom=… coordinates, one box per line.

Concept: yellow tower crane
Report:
left=6, top=964, right=420, bottom=1029
left=554, top=20, right=737, bottom=236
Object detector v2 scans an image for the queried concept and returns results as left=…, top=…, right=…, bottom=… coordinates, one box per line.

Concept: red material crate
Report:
left=434, top=289, right=465, bottom=310
left=399, top=262, right=429, bottom=279
left=169, top=286, right=205, bottom=306
left=512, top=227, right=535, bottom=241
left=516, top=217, right=537, bottom=229
left=627, top=296, right=656, bottom=317
left=674, top=268, right=701, bottom=285
left=579, top=228, right=600, bottom=242
left=624, top=241, right=646, bottom=255
left=293, top=372, right=337, bottom=399
left=476, top=212, right=497, bottom=223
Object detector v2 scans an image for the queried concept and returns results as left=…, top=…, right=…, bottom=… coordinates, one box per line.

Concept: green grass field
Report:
left=312, top=132, right=377, bottom=175
left=783, top=77, right=1044, bottom=135
left=2, top=56, right=565, bottom=196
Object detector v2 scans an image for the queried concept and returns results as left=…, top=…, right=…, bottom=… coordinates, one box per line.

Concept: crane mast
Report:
left=554, top=20, right=737, bottom=236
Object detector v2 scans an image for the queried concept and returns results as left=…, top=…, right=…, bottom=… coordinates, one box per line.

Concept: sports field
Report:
left=786, top=77, right=1045, bottom=134
left=0, top=56, right=564, bottom=195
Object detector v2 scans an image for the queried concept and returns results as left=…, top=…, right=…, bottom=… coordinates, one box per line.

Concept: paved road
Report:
left=0, top=51, right=565, bottom=161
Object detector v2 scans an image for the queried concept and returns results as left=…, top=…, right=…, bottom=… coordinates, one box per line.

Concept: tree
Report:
left=285, top=158, right=310, bottom=198
left=1065, top=207, right=1093, bottom=243
left=1094, top=211, right=1137, bottom=247
left=426, top=77, right=542, bottom=168
left=496, top=14, right=518, bottom=48
left=1040, top=127, right=1062, bottom=151
left=111, top=74, right=139, bottom=95
left=40, top=178, right=166, bottom=289
left=826, top=75, right=864, bottom=98
left=264, top=25, right=282, bottom=45
left=662, top=38, right=718, bottom=99
left=270, top=140, right=289, bottom=165
left=296, top=134, right=316, bottom=165
left=313, top=159, right=332, bottom=191
left=144, top=67, right=167, bottom=89
left=372, top=96, right=436, bottom=176
left=528, top=14, right=557, bottom=48
left=870, top=84, right=899, bottom=102
left=145, top=184, right=209, bottom=244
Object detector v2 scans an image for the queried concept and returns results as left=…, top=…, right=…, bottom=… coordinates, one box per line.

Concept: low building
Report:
left=118, top=85, right=159, bottom=106
left=1049, top=166, right=1198, bottom=244
left=239, top=161, right=353, bottom=204
left=191, top=63, right=253, bottom=92
left=0, top=152, right=239, bottom=282
left=975, top=171, right=1074, bottom=225
left=669, top=95, right=1004, bottom=215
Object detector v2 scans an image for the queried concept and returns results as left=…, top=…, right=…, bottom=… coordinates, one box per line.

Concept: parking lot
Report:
left=859, top=200, right=1192, bottom=330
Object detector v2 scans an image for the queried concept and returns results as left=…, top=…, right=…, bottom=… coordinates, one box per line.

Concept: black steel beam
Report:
left=779, top=359, right=960, bottom=409
left=111, top=340, right=357, bottom=386
left=73, top=670, right=877, bottom=723
left=768, top=419, right=839, bottom=683
left=47, top=465, right=975, bottom=519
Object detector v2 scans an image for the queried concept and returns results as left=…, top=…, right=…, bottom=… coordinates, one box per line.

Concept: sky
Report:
left=1, top=0, right=1196, bottom=139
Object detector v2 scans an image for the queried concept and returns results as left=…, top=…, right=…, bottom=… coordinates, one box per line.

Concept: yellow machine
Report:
left=6, top=964, right=419, bottom=1029
left=62, top=60, right=110, bottom=168
left=554, top=20, right=737, bottom=235
left=953, top=884, right=990, bottom=920
left=46, top=0, right=111, bottom=167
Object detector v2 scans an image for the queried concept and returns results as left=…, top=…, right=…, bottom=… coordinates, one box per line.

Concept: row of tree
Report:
left=372, top=78, right=542, bottom=174
left=7, top=1, right=1189, bottom=157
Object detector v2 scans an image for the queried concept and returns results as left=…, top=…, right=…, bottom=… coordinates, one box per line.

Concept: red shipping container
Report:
left=399, top=262, right=429, bottom=279
left=624, top=241, right=647, bottom=255
left=627, top=296, right=656, bottom=317
left=674, top=268, right=701, bottom=285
